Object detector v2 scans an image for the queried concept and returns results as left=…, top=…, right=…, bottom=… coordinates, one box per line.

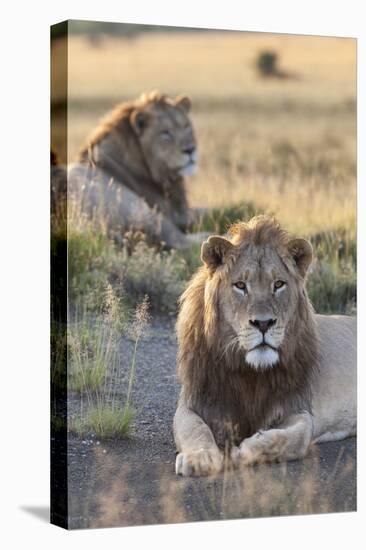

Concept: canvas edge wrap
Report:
left=50, top=20, right=68, bottom=530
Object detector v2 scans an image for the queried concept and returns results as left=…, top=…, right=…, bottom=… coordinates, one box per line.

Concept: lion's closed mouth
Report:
left=183, top=159, right=196, bottom=168
left=253, top=342, right=277, bottom=351
left=179, top=160, right=197, bottom=176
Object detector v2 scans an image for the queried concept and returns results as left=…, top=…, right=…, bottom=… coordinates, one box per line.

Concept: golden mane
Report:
left=176, top=216, right=320, bottom=447
left=78, top=91, right=171, bottom=156
left=228, top=215, right=290, bottom=248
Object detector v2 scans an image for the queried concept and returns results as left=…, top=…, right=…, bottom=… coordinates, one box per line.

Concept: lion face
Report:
left=130, top=94, right=197, bottom=184
left=219, top=245, right=300, bottom=369
left=201, top=219, right=313, bottom=370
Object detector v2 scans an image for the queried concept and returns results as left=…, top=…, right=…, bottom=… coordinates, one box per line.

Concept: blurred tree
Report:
left=255, top=50, right=297, bottom=80
left=256, top=51, right=279, bottom=77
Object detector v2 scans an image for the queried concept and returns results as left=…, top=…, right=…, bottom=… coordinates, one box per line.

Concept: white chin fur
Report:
left=179, top=162, right=197, bottom=177
left=246, top=347, right=279, bottom=370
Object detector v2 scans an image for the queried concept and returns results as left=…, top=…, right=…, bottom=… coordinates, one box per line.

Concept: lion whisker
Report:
left=221, top=335, right=241, bottom=359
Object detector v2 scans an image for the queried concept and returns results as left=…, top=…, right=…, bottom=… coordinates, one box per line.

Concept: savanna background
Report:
left=51, top=22, right=356, bottom=529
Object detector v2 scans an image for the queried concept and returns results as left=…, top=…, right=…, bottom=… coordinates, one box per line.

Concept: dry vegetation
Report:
left=67, top=284, right=150, bottom=438
left=53, top=31, right=356, bottom=235
left=53, top=30, right=356, bottom=313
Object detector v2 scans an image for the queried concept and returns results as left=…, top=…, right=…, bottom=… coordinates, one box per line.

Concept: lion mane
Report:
left=176, top=216, right=320, bottom=447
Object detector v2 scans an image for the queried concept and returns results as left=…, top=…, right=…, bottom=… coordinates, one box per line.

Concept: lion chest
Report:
left=194, top=371, right=288, bottom=448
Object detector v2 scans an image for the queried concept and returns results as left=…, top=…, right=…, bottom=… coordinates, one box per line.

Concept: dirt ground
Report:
left=66, top=318, right=356, bottom=529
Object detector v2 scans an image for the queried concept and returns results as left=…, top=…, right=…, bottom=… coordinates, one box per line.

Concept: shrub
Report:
left=68, top=219, right=121, bottom=303
left=195, top=202, right=260, bottom=235
left=67, top=211, right=189, bottom=313
left=309, top=228, right=356, bottom=266
left=308, top=258, right=356, bottom=314
left=256, top=51, right=279, bottom=77
left=307, top=228, right=356, bottom=314
left=121, top=239, right=188, bottom=313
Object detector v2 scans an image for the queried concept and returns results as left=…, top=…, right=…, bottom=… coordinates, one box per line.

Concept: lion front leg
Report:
left=237, top=412, right=314, bottom=466
left=173, top=400, right=224, bottom=477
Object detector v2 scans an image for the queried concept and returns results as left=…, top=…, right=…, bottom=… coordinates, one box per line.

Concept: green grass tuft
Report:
left=68, top=221, right=121, bottom=302
left=194, top=202, right=261, bottom=235
left=308, top=227, right=356, bottom=314
left=71, top=403, right=134, bottom=439
left=68, top=284, right=129, bottom=394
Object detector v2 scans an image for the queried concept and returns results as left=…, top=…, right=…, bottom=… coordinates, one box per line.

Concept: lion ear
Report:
left=174, top=95, right=191, bottom=113
left=288, top=238, right=313, bottom=277
left=130, top=109, right=151, bottom=135
left=201, top=236, right=234, bottom=270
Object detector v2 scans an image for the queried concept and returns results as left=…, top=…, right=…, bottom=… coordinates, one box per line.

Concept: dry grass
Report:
left=52, top=31, right=356, bottom=238
left=65, top=32, right=355, bottom=103
left=76, top=444, right=355, bottom=528
left=188, top=107, right=355, bottom=236
left=52, top=29, right=357, bottom=315
left=67, top=284, right=150, bottom=439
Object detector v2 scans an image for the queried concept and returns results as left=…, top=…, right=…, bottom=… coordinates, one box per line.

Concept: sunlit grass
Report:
left=65, top=33, right=356, bottom=105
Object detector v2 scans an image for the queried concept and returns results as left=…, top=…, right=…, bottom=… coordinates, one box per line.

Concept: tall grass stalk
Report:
left=68, top=285, right=150, bottom=439
left=124, top=295, right=150, bottom=415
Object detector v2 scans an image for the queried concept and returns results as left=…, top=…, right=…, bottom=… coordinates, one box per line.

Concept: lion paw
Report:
left=237, top=432, right=272, bottom=465
left=237, top=439, right=258, bottom=466
left=238, top=430, right=287, bottom=465
left=175, top=448, right=224, bottom=477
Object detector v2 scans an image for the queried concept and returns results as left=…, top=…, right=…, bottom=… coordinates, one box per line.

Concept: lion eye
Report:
left=234, top=281, right=247, bottom=293
left=274, top=280, right=286, bottom=290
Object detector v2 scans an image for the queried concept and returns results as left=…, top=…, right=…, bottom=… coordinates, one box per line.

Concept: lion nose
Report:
left=183, top=146, right=195, bottom=156
left=250, top=318, right=277, bottom=334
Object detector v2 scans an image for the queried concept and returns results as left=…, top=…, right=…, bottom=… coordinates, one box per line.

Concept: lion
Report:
left=173, top=215, right=356, bottom=476
left=68, top=91, right=201, bottom=249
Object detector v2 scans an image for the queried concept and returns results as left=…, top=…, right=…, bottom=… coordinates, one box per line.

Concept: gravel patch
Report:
left=66, top=317, right=356, bottom=529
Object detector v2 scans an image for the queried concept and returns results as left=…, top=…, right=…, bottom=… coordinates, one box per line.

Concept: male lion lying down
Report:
left=68, top=91, right=203, bottom=249
left=174, top=215, right=356, bottom=476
